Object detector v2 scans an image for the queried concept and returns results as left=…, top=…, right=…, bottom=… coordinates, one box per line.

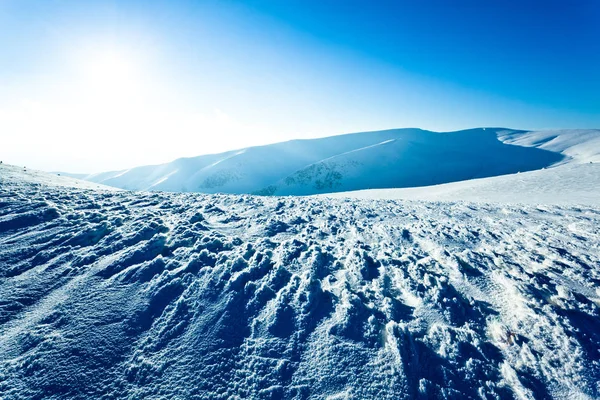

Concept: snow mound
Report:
left=73, top=128, right=574, bottom=195
left=1, top=169, right=599, bottom=399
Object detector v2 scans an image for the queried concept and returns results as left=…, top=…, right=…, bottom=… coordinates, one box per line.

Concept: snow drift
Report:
left=1, top=166, right=599, bottom=399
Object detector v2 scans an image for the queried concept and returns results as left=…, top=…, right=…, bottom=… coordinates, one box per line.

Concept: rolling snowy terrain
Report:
left=325, top=129, right=600, bottom=204
left=0, top=164, right=118, bottom=192
left=66, top=128, right=598, bottom=195
left=1, top=165, right=599, bottom=399
left=326, top=163, right=600, bottom=205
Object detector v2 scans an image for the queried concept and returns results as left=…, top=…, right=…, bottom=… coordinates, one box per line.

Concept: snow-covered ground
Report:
left=498, top=129, right=600, bottom=164
left=67, top=127, right=590, bottom=195
left=0, top=163, right=119, bottom=191
left=326, top=163, right=600, bottom=206
left=1, top=167, right=599, bottom=399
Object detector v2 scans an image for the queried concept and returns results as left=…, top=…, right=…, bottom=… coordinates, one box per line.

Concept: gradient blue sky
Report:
left=1, top=0, right=599, bottom=172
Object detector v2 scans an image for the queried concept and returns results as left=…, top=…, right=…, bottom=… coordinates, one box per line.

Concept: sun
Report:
left=88, top=52, right=133, bottom=84
left=77, top=48, right=141, bottom=103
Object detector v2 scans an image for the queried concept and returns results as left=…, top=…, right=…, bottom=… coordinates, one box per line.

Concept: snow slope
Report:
left=325, top=129, right=600, bottom=204
left=326, top=163, right=600, bottom=206
left=498, top=129, right=600, bottom=164
left=269, top=128, right=564, bottom=196
left=1, top=168, right=599, bottom=399
left=77, top=130, right=429, bottom=193
left=0, top=163, right=118, bottom=191
left=73, top=128, right=573, bottom=195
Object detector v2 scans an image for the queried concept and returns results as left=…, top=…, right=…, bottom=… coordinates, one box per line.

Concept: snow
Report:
left=325, top=163, right=600, bottom=205
left=71, top=127, right=579, bottom=195
left=1, top=167, right=599, bottom=399
left=498, top=129, right=600, bottom=164
left=0, top=163, right=119, bottom=191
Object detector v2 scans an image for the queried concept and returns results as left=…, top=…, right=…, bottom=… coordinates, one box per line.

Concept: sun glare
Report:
left=77, top=49, right=140, bottom=102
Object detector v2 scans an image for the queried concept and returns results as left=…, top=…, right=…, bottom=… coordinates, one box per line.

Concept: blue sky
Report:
left=1, top=0, right=599, bottom=172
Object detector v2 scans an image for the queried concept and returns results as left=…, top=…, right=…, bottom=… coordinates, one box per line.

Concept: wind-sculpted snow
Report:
left=1, top=176, right=599, bottom=399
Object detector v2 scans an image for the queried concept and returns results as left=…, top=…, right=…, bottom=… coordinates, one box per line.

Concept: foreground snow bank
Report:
left=1, top=173, right=599, bottom=399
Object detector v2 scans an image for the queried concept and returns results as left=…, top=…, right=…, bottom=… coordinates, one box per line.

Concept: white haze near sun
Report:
left=1, top=42, right=280, bottom=173
left=1, top=2, right=596, bottom=173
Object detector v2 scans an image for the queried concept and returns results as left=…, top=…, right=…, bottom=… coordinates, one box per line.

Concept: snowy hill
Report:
left=326, top=163, right=600, bottom=205
left=77, top=129, right=434, bottom=193
left=498, top=129, right=600, bottom=164
left=269, top=128, right=564, bottom=196
left=327, top=129, right=600, bottom=204
left=0, top=163, right=118, bottom=191
left=1, top=166, right=600, bottom=399
left=69, top=127, right=598, bottom=195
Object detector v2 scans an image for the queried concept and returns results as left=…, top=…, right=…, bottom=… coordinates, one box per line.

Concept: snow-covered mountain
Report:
left=324, top=129, right=600, bottom=204
left=498, top=129, right=600, bottom=164
left=70, top=128, right=600, bottom=195
left=1, top=164, right=599, bottom=399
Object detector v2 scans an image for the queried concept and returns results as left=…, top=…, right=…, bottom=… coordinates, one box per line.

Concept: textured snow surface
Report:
left=1, top=170, right=599, bottom=399
left=73, top=128, right=573, bottom=195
